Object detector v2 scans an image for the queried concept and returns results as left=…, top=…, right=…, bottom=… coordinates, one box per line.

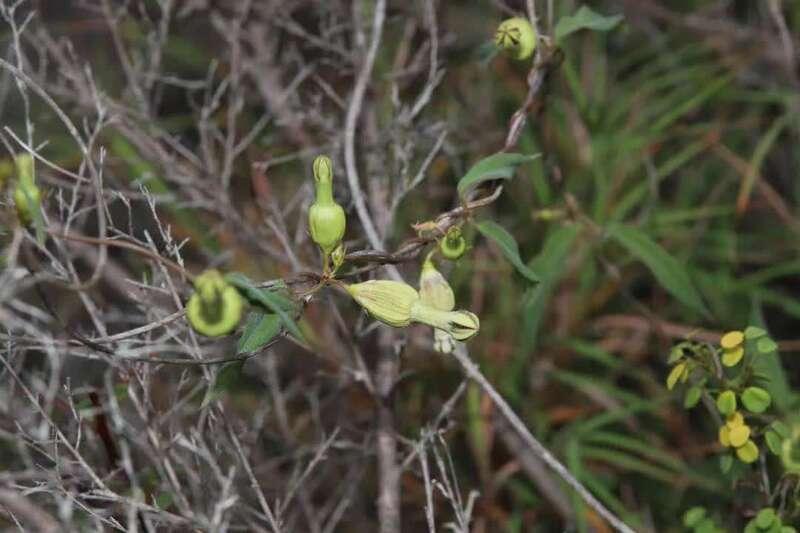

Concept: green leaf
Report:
left=683, top=507, right=707, bottom=528
left=225, top=273, right=304, bottom=342
left=555, top=5, right=623, bottom=43
left=755, top=508, right=776, bottom=529
left=744, top=326, right=767, bottom=340
left=715, top=390, right=736, bottom=416
left=237, top=312, right=281, bottom=354
left=475, top=220, right=539, bottom=283
left=607, top=223, right=709, bottom=316
left=456, top=152, right=539, bottom=199
left=765, top=430, right=783, bottom=456
left=683, top=386, right=702, bottom=409
left=719, top=453, right=733, bottom=474
left=757, top=337, right=778, bottom=354
left=741, top=387, right=771, bottom=413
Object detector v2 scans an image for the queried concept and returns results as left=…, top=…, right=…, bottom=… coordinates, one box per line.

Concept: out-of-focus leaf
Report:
left=237, top=312, right=281, bottom=354
left=607, top=223, right=709, bottom=316
left=457, top=152, right=539, bottom=199
left=555, top=6, right=623, bottom=43
left=475, top=220, right=539, bottom=283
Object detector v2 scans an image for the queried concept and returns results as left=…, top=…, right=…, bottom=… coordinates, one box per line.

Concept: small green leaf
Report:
left=719, top=453, right=733, bottom=473
left=457, top=152, right=539, bottom=199
left=716, top=390, right=736, bottom=416
left=237, top=312, right=281, bottom=354
left=756, top=337, right=778, bottom=354
left=475, top=220, right=539, bottom=283
left=225, top=273, right=304, bottom=342
left=683, top=386, right=702, bottom=409
left=765, top=430, right=783, bottom=456
left=771, top=421, right=790, bottom=438
left=683, top=506, right=706, bottom=527
left=744, top=326, right=767, bottom=340
left=695, top=517, right=715, bottom=533
left=554, top=5, right=623, bottom=43
left=741, top=387, right=771, bottom=414
left=755, top=508, right=776, bottom=529
left=607, top=223, right=709, bottom=316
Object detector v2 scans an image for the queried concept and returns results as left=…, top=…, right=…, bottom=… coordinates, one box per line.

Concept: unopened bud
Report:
left=309, top=155, right=346, bottom=258
left=495, top=17, right=537, bottom=61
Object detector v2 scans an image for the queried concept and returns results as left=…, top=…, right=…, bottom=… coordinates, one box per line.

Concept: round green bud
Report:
left=439, top=227, right=467, bottom=260
left=495, top=17, right=537, bottom=61
left=186, top=270, right=245, bottom=337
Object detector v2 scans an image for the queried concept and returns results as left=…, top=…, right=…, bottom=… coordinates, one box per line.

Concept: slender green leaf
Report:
left=225, top=273, right=304, bottom=342
left=237, top=312, right=281, bottom=354
left=607, top=223, right=709, bottom=316
left=475, top=220, right=539, bottom=282
left=457, top=152, right=539, bottom=199
left=555, top=6, right=623, bottom=43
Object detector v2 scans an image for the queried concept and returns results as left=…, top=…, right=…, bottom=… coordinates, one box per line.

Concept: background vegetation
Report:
left=1, top=0, right=799, bottom=531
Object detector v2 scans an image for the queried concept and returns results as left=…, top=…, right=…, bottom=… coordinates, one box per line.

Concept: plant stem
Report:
left=450, top=346, right=636, bottom=533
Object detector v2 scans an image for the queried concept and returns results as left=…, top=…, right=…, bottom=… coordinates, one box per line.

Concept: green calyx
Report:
left=495, top=17, right=537, bottom=61
left=439, top=226, right=467, bottom=260
left=186, top=269, right=245, bottom=337
left=309, top=155, right=346, bottom=270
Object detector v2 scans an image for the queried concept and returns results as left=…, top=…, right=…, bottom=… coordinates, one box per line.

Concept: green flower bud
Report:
left=410, top=303, right=480, bottom=342
left=309, top=155, right=346, bottom=272
left=12, top=154, right=41, bottom=226
left=439, top=226, right=467, bottom=260
left=331, top=242, right=346, bottom=274
left=186, top=270, right=245, bottom=337
left=346, top=280, right=420, bottom=328
left=14, top=182, right=42, bottom=226
left=495, top=17, right=537, bottom=61
left=419, top=254, right=457, bottom=353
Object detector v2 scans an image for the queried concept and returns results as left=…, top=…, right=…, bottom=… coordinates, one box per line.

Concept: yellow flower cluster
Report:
left=718, top=411, right=758, bottom=463
left=720, top=330, right=744, bottom=366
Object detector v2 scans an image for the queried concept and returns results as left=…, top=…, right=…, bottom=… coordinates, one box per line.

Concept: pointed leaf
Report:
left=457, top=152, right=539, bottom=199
left=555, top=6, right=623, bottom=43
left=607, top=223, right=709, bottom=316
left=237, top=312, right=282, bottom=354
left=225, top=273, right=304, bottom=342
left=475, top=220, right=539, bottom=282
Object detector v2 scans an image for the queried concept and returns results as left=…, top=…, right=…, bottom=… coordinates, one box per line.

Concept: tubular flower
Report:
left=347, top=279, right=481, bottom=342
left=346, top=280, right=420, bottom=328
left=495, top=17, right=537, bottom=61
left=308, top=155, right=346, bottom=272
left=186, top=270, right=245, bottom=337
left=410, top=304, right=480, bottom=342
left=419, top=255, right=456, bottom=353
